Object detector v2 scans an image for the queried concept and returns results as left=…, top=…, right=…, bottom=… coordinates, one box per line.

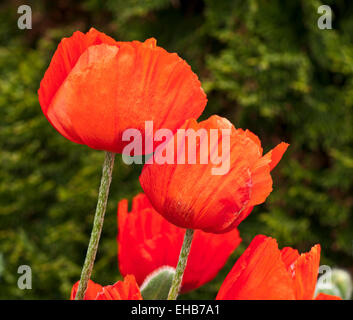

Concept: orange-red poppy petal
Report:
left=264, top=142, right=289, bottom=171
left=140, top=116, right=254, bottom=233
left=96, top=275, right=142, bottom=300
left=47, top=43, right=122, bottom=149
left=216, top=235, right=295, bottom=300
left=247, top=151, right=273, bottom=207
left=70, top=279, right=103, bottom=300
left=292, top=244, right=321, bottom=300
left=70, top=276, right=142, bottom=300
left=280, top=247, right=300, bottom=271
left=315, top=293, right=342, bottom=300
left=219, top=141, right=289, bottom=232
left=38, top=28, right=117, bottom=115
left=118, top=194, right=182, bottom=285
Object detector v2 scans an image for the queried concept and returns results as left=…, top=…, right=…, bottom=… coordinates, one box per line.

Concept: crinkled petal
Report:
left=70, top=279, right=103, bottom=300
left=216, top=235, right=295, bottom=300
left=292, top=244, right=321, bottom=300
left=96, top=275, right=142, bottom=300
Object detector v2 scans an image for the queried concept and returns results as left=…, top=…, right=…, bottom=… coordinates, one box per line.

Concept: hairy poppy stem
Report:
left=167, top=229, right=195, bottom=300
left=75, top=151, right=115, bottom=300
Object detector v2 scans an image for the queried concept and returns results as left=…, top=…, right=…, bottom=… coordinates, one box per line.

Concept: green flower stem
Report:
left=167, top=229, right=195, bottom=300
left=75, top=151, right=115, bottom=300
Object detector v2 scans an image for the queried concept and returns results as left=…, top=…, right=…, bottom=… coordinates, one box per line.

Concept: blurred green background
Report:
left=0, top=0, right=352, bottom=299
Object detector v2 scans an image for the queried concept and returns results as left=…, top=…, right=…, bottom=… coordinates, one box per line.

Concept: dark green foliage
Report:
left=0, top=0, right=352, bottom=299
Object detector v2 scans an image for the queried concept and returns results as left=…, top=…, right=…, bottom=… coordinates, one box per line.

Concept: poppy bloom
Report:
left=216, top=235, right=341, bottom=300
left=118, top=193, right=241, bottom=293
left=70, top=275, right=142, bottom=300
left=38, top=28, right=207, bottom=153
left=139, top=115, right=288, bottom=233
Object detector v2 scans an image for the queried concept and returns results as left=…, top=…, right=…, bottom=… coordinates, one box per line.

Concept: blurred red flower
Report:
left=38, top=28, right=206, bottom=153
left=70, top=275, right=142, bottom=300
left=118, top=193, right=241, bottom=293
left=140, top=115, right=288, bottom=233
left=216, top=235, right=341, bottom=300
left=315, top=293, right=342, bottom=300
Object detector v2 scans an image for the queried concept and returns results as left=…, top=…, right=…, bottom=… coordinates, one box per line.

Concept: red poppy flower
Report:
left=216, top=235, right=341, bottom=300
left=139, top=115, right=288, bottom=233
left=118, top=193, right=241, bottom=293
left=38, top=28, right=207, bottom=153
left=70, top=275, right=142, bottom=300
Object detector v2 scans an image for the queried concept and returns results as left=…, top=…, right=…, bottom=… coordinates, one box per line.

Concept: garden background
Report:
left=0, top=0, right=352, bottom=299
